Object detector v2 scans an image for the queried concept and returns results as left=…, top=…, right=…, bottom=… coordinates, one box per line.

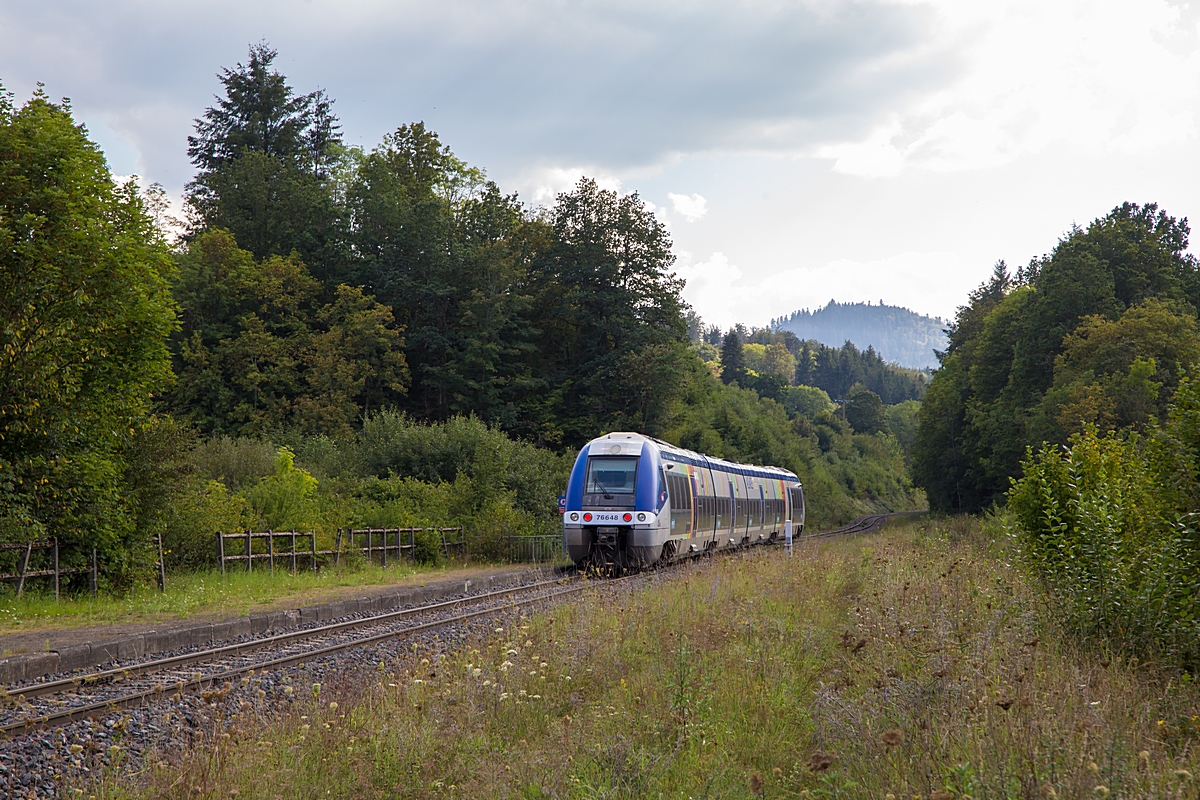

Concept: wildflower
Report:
left=283, top=687, right=294, bottom=696
left=531, top=694, right=541, bottom=700
left=483, top=680, right=492, bottom=687
left=540, top=662, right=548, bottom=669
left=499, top=693, right=510, bottom=701
left=749, top=771, right=764, bottom=794
left=1137, top=750, right=1150, bottom=772
left=108, top=745, right=121, bottom=757
left=881, top=729, right=903, bottom=748
left=494, top=628, right=504, bottom=634
left=69, top=744, right=83, bottom=755
left=420, top=658, right=430, bottom=666
left=507, top=649, right=518, bottom=656
left=328, top=702, right=338, bottom=712
left=312, top=683, right=321, bottom=697
left=257, top=690, right=266, bottom=699
left=1087, top=761, right=1100, bottom=774
left=500, top=661, right=513, bottom=671
left=472, top=669, right=482, bottom=677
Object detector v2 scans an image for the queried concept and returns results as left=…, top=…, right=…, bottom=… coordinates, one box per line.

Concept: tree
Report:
left=0, top=88, right=177, bottom=578
left=845, top=389, right=887, bottom=435
left=720, top=330, right=746, bottom=385
left=168, top=230, right=407, bottom=436
left=186, top=43, right=345, bottom=270
left=532, top=178, right=687, bottom=443
left=913, top=204, right=1200, bottom=513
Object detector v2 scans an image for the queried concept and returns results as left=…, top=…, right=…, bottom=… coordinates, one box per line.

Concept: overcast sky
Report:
left=3, top=0, right=1199, bottom=327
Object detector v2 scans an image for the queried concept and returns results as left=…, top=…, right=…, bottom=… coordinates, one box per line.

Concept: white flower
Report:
left=500, top=661, right=513, bottom=671
left=472, top=668, right=482, bottom=677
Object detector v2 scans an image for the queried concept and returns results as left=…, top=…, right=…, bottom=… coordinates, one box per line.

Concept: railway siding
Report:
left=0, top=564, right=563, bottom=685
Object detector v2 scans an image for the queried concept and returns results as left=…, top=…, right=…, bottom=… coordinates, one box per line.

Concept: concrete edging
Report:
left=1, top=564, right=565, bottom=685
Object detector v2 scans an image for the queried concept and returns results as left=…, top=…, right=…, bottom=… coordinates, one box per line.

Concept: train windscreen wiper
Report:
left=592, top=476, right=615, bottom=500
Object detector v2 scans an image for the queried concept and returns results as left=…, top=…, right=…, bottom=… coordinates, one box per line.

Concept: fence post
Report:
left=409, top=528, right=415, bottom=562
left=310, top=532, right=317, bottom=572
left=16, top=542, right=31, bottom=598
left=90, top=547, right=98, bottom=598
left=334, top=528, right=342, bottom=567
left=217, top=531, right=225, bottom=575
left=53, top=537, right=60, bottom=601
left=291, top=531, right=297, bottom=573
left=268, top=531, right=275, bottom=573
left=381, top=529, right=388, bottom=569
left=245, top=529, right=252, bottom=573
left=156, top=532, right=166, bottom=592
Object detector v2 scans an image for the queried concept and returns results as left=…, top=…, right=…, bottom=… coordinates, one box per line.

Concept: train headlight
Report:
left=570, top=513, right=579, bottom=522
left=637, top=513, right=646, bottom=522
left=583, top=513, right=592, bottom=522
left=622, top=513, right=632, bottom=522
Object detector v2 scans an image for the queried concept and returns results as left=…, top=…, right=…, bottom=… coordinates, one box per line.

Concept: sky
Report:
left=2, top=0, right=1199, bottom=328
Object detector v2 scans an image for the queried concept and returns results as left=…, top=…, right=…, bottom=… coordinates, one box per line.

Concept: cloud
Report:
left=0, top=0, right=940, bottom=195
left=676, top=249, right=977, bottom=328
left=668, top=192, right=707, bottom=222
left=817, top=0, right=1200, bottom=176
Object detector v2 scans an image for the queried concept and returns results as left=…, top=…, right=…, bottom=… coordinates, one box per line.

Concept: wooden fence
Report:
left=334, top=527, right=464, bottom=566
left=216, top=528, right=466, bottom=573
left=216, top=530, right=327, bottom=574
left=0, top=540, right=98, bottom=599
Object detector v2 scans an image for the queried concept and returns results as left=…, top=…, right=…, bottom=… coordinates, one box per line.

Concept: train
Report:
left=562, top=432, right=805, bottom=569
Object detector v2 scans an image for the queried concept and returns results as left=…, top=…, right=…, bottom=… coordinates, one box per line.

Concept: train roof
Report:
left=588, top=432, right=800, bottom=483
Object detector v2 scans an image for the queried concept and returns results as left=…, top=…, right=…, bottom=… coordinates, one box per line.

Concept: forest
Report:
left=0, top=46, right=924, bottom=591
left=914, top=203, right=1200, bottom=666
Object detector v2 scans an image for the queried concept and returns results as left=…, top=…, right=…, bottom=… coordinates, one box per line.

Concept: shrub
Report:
left=1009, top=405, right=1200, bottom=664
left=244, top=448, right=320, bottom=531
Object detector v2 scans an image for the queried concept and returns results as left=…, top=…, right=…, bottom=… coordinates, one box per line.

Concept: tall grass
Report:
left=90, top=517, right=1200, bottom=799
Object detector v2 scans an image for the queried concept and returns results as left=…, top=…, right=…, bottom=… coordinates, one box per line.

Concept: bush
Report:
left=1009, top=383, right=1200, bottom=665
left=244, top=448, right=320, bottom=531
left=194, top=436, right=280, bottom=491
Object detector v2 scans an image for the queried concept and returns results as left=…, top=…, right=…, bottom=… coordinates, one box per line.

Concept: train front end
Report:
left=562, top=433, right=668, bottom=569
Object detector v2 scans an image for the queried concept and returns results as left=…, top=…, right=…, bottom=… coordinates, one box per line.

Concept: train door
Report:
left=665, top=466, right=693, bottom=537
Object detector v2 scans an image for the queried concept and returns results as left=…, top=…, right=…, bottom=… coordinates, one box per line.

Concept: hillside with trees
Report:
left=772, top=300, right=947, bottom=369
left=0, top=47, right=923, bottom=590
left=913, top=203, right=1200, bottom=513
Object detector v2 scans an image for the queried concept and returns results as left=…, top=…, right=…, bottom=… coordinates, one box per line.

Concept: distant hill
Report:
left=771, top=300, right=947, bottom=369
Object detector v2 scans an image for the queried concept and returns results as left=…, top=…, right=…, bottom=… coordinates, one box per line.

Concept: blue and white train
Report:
left=562, top=432, right=805, bottom=569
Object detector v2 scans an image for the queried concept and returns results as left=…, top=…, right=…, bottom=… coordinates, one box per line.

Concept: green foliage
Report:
left=186, top=43, right=345, bottom=267
left=664, top=354, right=921, bottom=528
left=244, top=448, right=320, bottom=531
left=193, top=436, right=280, bottom=491
left=169, top=230, right=408, bottom=436
left=917, top=204, right=1200, bottom=513
left=845, top=389, right=886, bottom=434
left=795, top=339, right=926, bottom=403
left=719, top=330, right=745, bottom=385
left=1009, top=380, right=1200, bottom=664
left=0, top=87, right=177, bottom=584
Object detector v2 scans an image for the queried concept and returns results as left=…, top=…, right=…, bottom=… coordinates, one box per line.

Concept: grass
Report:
left=87, top=517, right=1200, bottom=799
left=0, top=560, right=472, bottom=642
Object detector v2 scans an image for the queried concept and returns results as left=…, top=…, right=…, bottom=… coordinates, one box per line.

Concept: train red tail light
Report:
left=622, top=513, right=632, bottom=522
left=583, top=513, right=592, bottom=522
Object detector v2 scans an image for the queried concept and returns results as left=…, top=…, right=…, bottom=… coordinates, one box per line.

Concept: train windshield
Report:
left=585, top=457, right=638, bottom=496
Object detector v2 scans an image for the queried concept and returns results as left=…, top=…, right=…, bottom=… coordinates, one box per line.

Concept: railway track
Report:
left=0, top=510, right=921, bottom=737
